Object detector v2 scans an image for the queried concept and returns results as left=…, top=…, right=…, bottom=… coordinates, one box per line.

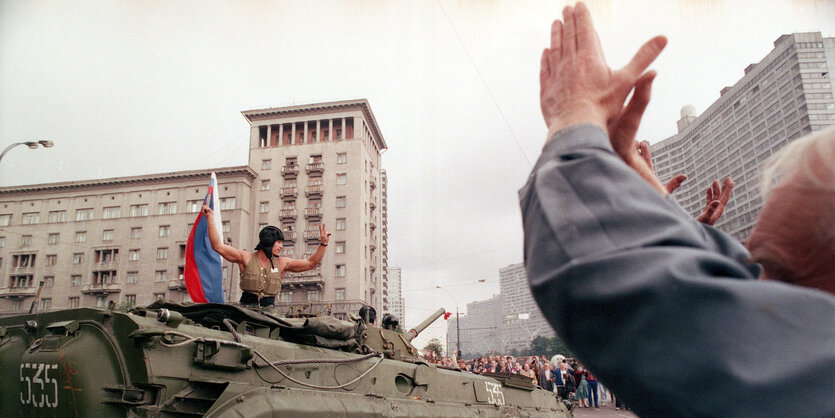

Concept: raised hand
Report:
left=636, top=141, right=688, bottom=194
left=696, top=178, right=735, bottom=225
left=319, top=223, right=331, bottom=246
left=539, top=2, right=666, bottom=137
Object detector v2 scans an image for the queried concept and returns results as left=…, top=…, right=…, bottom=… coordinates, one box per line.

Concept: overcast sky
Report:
left=1, top=0, right=833, bottom=349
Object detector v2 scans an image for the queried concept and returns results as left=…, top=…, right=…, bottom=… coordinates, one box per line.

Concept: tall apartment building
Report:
left=446, top=294, right=502, bottom=357
left=380, top=171, right=393, bottom=317
left=0, top=167, right=256, bottom=312
left=499, top=263, right=555, bottom=353
left=651, top=32, right=835, bottom=241
left=386, top=267, right=405, bottom=327
left=242, top=99, right=388, bottom=319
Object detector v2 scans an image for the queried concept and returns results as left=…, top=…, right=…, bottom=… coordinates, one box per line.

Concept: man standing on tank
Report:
left=201, top=205, right=330, bottom=307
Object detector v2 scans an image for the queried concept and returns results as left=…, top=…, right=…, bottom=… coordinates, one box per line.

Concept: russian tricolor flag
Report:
left=185, top=173, right=225, bottom=303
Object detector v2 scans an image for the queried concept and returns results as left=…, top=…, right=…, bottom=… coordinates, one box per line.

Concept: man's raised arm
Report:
left=201, top=205, right=246, bottom=266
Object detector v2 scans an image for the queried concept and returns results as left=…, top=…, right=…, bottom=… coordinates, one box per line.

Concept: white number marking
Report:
left=19, top=363, right=59, bottom=408
left=484, top=381, right=505, bottom=406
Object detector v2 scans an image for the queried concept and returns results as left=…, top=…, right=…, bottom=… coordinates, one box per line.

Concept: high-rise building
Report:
left=651, top=32, right=835, bottom=241
left=446, top=294, right=502, bottom=357
left=242, top=99, right=388, bottom=319
left=0, top=99, right=389, bottom=317
left=381, top=171, right=393, bottom=318
left=499, top=263, right=554, bottom=353
left=0, top=167, right=255, bottom=311
left=386, top=267, right=405, bottom=327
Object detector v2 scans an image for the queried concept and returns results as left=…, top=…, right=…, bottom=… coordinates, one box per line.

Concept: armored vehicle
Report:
left=0, top=301, right=572, bottom=417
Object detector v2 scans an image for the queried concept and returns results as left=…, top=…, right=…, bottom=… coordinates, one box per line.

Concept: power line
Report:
left=434, top=0, right=532, bottom=168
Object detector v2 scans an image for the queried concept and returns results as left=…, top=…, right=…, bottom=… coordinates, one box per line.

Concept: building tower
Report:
left=242, top=99, right=388, bottom=319
left=386, top=266, right=404, bottom=328
left=381, top=170, right=391, bottom=316
left=650, top=32, right=835, bottom=241
left=499, top=263, right=555, bottom=353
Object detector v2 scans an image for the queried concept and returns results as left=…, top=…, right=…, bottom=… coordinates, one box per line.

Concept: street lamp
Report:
left=436, top=285, right=461, bottom=359
left=0, top=140, right=54, bottom=164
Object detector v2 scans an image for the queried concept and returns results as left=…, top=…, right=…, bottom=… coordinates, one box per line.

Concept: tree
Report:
left=527, top=335, right=573, bottom=358
left=424, top=338, right=443, bottom=359
left=530, top=335, right=552, bottom=355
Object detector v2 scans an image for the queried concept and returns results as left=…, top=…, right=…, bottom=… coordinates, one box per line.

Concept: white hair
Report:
left=761, top=124, right=835, bottom=197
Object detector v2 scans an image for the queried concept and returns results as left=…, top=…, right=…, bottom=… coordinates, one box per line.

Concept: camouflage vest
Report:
left=239, top=253, right=282, bottom=296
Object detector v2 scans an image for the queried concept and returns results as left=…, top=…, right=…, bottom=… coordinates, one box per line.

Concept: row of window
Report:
left=0, top=198, right=237, bottom=227
left=259, top=195, right=347, bottom=213
left=261, top=153, right=347, bottom=171
left=7, top=268, right=178, bottom=288
left=4, top=294, right=167, bottom=312
left=3, top=222, right=203, bottom=249
left=278, top=288, right=346, bottom=303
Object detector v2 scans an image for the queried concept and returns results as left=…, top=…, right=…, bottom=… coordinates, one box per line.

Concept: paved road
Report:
left=570, top=402, right=638, bottom=418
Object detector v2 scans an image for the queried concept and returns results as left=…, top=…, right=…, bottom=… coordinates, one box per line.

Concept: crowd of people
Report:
left=424, top=352, right=618, bottom=409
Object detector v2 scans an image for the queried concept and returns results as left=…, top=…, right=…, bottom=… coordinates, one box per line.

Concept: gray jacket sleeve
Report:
left=519, top=124, right=835, bottom=417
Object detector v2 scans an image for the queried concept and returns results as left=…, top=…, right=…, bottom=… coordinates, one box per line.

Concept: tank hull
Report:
left=0, top=307, right=572, bottom=417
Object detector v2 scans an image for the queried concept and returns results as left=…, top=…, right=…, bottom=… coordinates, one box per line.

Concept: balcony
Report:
left=81, top=282, right=122, bottom=295
left=306, top=186, right=323, bottom=198
left=280, top=187, right=297, bottom=199
left=11, top=266, right=35, bottom=274
left=304, top=207, right=322, bottom=219
left=168, top=277, right=186, bottom=290
left=280, top=209, right=298, bottom=220
left=282, top=269, right=324, bottom=288
left=282, top=165, right=299, bottom=177
left=280, top=248, right=296, bottom=257
left=369, top=220, right=376, bottom=230
left=306, top=162, right=324, bottom=174
left=283, top=231, right=297, bottom=242
left=0, top=287, right=37, bottom=298
left=304, top=230, right=321, bottom=241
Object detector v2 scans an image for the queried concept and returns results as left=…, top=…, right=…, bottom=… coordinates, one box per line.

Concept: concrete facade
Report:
left=0, top=167, right=256, bottom=313
left=386, top=267, right=405, bottom=328
left=651, top=33, right=835, bottom=242
left=498, top=263, right=555, bottom=352
left=242, top=99, right=388, bottom=319
left=446, top=294, right=502, bottom=357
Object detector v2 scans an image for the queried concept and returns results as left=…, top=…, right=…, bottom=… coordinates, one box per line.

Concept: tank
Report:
left=0, top=301, right=573, bottom=417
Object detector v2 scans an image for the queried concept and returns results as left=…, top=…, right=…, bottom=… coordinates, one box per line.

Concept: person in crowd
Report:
left=538, top=361, right=555, bottom=392
left=586, top=370, right=599, bottom=408
left=574, top=373, right=590, bottom=408
left=521, top=2, right=835, bottom=416
left=202, top=205, right=329, bottom=307
left=521, top=363, right=538, bottom=386
left=553, top=362, right=566, bottom=397
left=563, top=368, right=576, bottom=398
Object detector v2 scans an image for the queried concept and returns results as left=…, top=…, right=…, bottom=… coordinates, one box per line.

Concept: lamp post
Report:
left=435, top=285, right=461, bottom=359
left=0, top=140, right=54, bottom=165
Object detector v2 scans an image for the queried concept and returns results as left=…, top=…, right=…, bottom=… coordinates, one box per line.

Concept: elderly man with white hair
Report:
left=519, top=2, right=835, bottom=417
